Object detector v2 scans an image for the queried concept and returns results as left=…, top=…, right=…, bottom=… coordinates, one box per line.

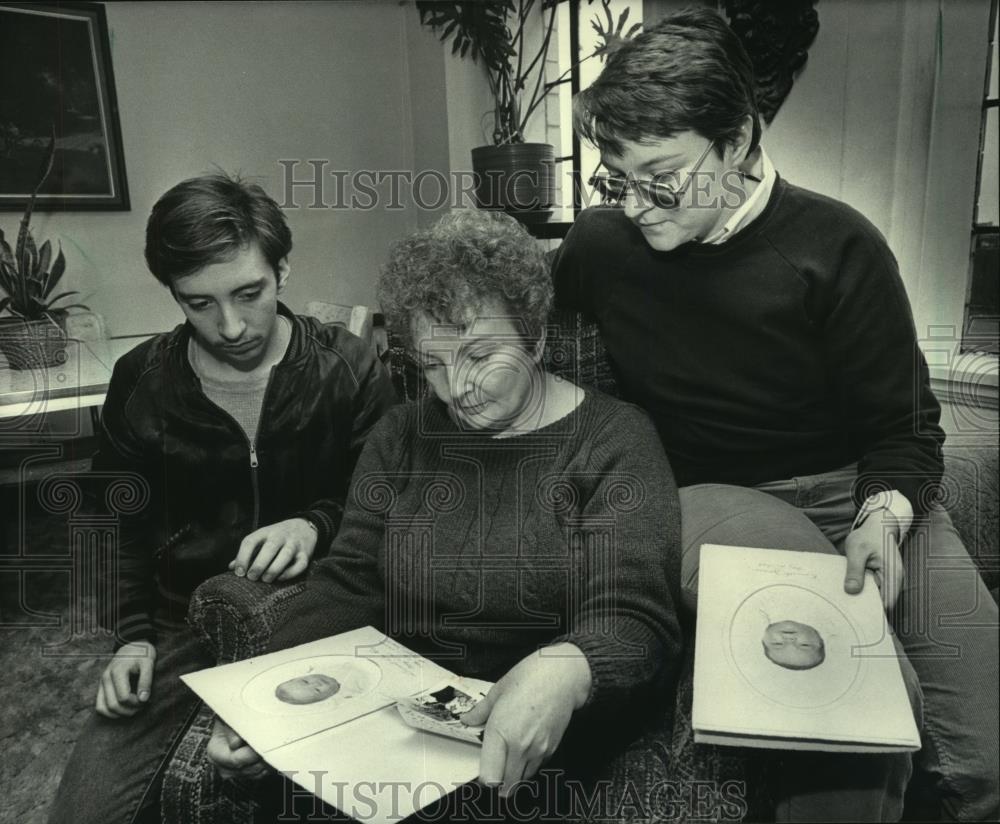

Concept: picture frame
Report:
left=0, top=2, right=130, bottom=211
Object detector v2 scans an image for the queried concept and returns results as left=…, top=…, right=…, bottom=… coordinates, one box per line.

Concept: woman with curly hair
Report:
left=208, top=209, right=683, bottom=820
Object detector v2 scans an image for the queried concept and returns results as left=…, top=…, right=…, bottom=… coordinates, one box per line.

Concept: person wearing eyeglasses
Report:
left=553, top=7, right=998, bottom=823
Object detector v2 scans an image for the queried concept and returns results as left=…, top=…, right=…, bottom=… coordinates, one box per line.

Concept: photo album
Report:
left=181, top=626, right=492, bottom=822
left=693, top=544, right=921, bottom=753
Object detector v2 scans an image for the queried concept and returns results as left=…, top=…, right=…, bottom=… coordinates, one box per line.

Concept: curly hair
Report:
left=378, top=210, right=552, bottom=351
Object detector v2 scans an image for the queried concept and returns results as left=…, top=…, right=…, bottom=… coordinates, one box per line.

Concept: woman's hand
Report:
left=844, top=511, right=904, bottom=609
left=206, top=716, right=270, bottom=781
left=460, top=642, right=592, bottom=796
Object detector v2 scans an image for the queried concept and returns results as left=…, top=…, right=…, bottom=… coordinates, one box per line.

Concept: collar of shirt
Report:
left=701, top=147, right=776, bottom=245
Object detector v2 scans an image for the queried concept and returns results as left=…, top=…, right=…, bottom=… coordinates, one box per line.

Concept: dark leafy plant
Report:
left=418, top=0, right=640, bottom=145
left=0, top=134, right=87, bottom=324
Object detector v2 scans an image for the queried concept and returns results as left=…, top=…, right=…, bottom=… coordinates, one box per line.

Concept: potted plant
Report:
left=0, top=137, right=87, bottom=370
left=418, top=0, right=640, bottom=219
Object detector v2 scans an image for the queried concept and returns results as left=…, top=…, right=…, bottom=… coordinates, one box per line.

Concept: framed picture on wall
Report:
left=0, top=2, right=130, bottom=211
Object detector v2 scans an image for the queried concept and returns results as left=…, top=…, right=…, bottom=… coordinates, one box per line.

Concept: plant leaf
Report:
left=36, top=239, right=51, bottom=278
left=14, top=127, right=56, bottom=289
left=13, top=247, right=29, bottom=307
left=44, top=247, right=66, bottom=297
left=52, top=301, right=90, bottom=312
left=46, top=292, right=86, bottom=311
left=26, top=232, right=39, bottom=278
left=24, top=297, right=46, bottom=316
left=0, top=260, right=17, bottom=297
left=19, top=232, right=34, bottom=283
left=616, top=6, right=630, bottom=33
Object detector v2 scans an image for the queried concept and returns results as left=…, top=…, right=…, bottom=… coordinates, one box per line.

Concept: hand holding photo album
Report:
left=693, top=545, right=920, bottom=753
left=181, top=626, right=492, bottom=822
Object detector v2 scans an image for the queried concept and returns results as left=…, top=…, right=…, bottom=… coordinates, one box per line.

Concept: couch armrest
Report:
left=187, top=573, right=307, bottom=664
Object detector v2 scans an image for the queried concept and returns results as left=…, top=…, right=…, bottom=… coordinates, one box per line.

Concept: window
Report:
left=545, top=0, right=643, bottom=218
left=964, top=0, right=999, bottom=355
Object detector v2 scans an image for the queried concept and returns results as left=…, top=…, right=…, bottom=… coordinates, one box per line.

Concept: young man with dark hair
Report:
left=554, top=8, right=998, bottom=822
left=49, top=173, right=397, bottom=824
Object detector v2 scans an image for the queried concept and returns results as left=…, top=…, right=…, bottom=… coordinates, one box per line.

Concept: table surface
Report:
left=0, top=335, right=151, bottom=420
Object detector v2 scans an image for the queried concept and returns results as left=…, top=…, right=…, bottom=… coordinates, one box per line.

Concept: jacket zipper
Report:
left=226, top=369, right=276, bottom=532
left=248, top=439, right=260, bottom=528
left=187, top=313, right=291, bottom=534
left=250, top=361, right=281, bottom=530
left=202, top=404, right=261, bottom=530
left=194, top=396, right=265, bottom=531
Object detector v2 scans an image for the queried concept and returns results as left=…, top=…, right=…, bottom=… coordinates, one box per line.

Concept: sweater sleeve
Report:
left=815, top=226, right=945, bottom=516
left=292, top=339, right=399, bottom=553
left=267, top=407, right=405, bottom=653
left=91, top=356, right=160, bottom=649
left=553, top=401, right=683, bottom=707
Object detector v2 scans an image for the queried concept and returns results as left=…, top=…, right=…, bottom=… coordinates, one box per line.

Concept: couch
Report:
left=160, top=309, right=998, bottom=823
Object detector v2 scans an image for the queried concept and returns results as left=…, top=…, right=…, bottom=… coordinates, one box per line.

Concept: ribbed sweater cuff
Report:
left=557, top=624, right=658, bottom=708
left=292, top=504, right=343, bottom=558
left=114, top=612, right=156, bottom=651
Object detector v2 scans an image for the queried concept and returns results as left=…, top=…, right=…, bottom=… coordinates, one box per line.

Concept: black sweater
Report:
left=552, top=176, right=945, bottom=514
left=269, top=391, right=683, bottom=709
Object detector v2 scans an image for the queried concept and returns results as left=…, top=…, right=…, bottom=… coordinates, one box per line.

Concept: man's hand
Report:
left=207, top=716, right=270, bottom=781
left=460, top=643, right=591, bottom=797
left=229, top=517, right=318, bottom=582
left=96, top=641, right=156, bottom=719
left=844, top=511, right=904, bottom=609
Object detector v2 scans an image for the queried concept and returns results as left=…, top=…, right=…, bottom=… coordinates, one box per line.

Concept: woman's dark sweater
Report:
left=269, top=390, right=682, bottom=708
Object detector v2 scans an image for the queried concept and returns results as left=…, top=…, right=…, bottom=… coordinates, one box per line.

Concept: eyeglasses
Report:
left=588, top=140, right=717, bottom=209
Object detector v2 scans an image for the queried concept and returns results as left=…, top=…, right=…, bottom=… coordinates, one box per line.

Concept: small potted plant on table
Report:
left=0, top=138, right=87, bottom=370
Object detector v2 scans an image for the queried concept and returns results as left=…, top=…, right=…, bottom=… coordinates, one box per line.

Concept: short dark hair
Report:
left=144, top=172, right=292, bottom=286
left=573, top=7, right=761, bottom=158
left=378, top=210, right=552, bottom=352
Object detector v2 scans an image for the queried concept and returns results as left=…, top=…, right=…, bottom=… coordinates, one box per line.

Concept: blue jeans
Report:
left=680, top=464, right=999, bottom=821
left=48, top=624, right=213, bottom=824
